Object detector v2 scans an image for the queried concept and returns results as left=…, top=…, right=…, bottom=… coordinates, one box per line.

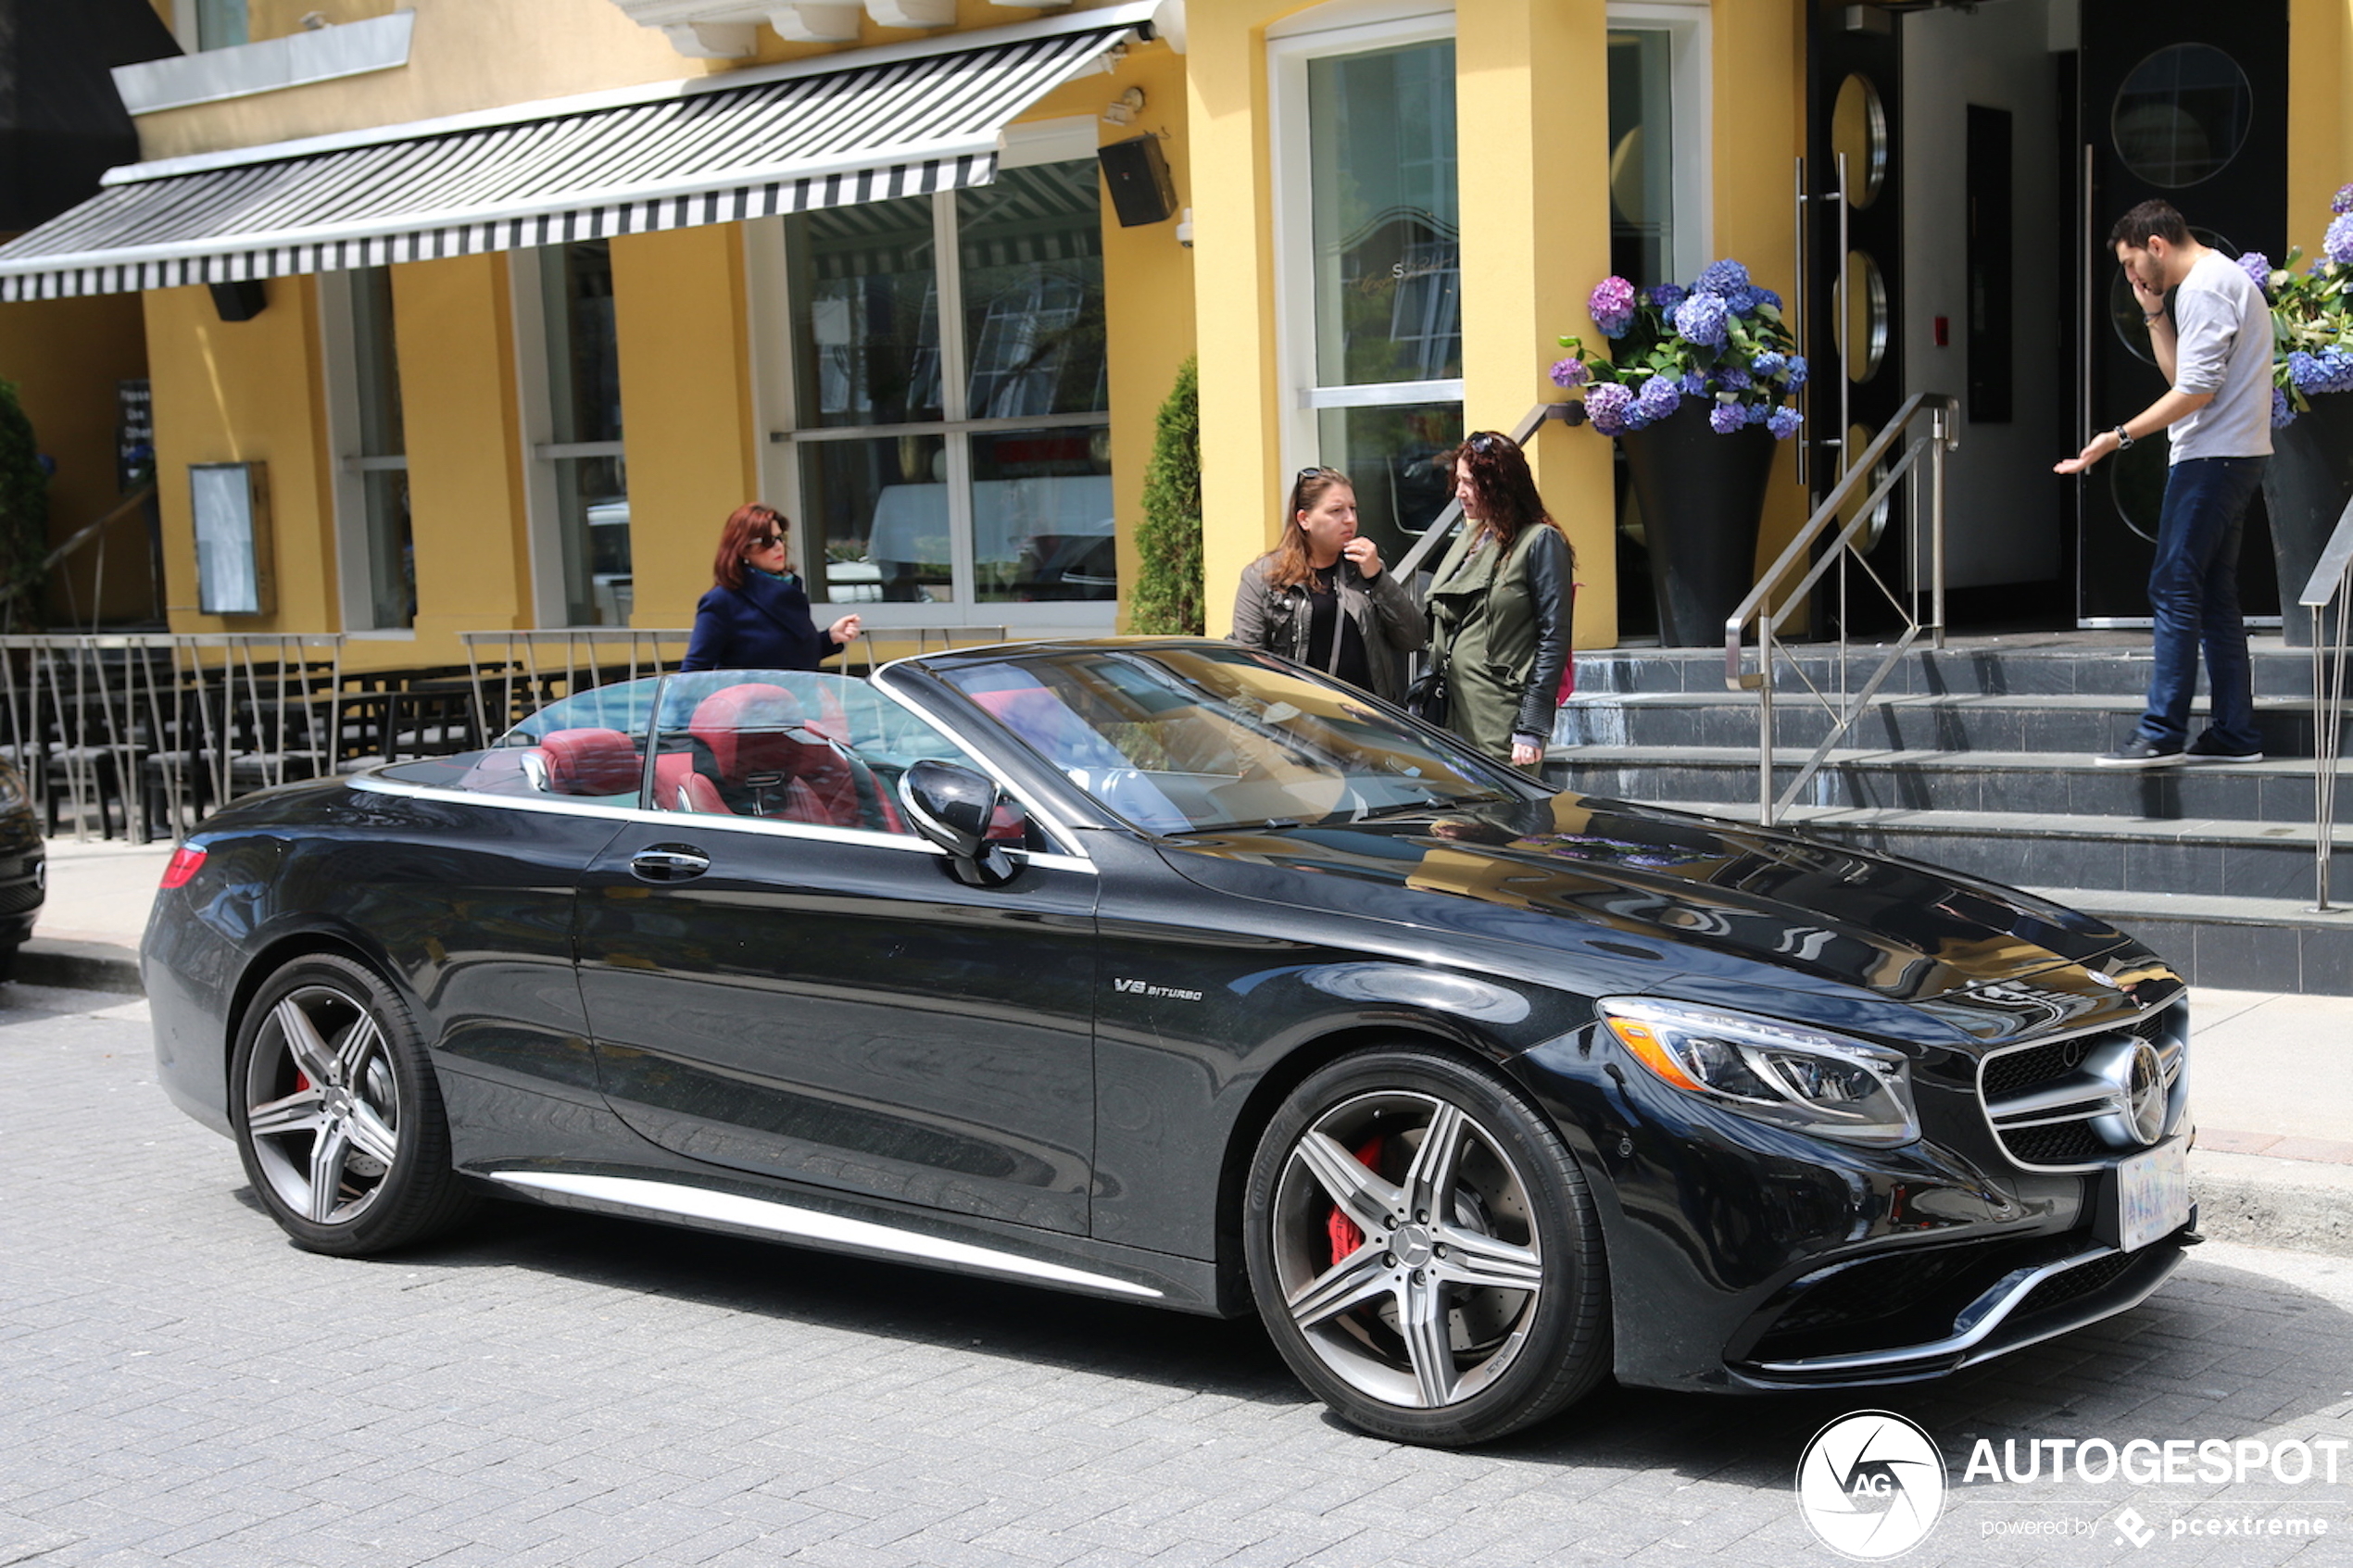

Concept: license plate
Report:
left=2115, top=1138, right=2191, bottom=1252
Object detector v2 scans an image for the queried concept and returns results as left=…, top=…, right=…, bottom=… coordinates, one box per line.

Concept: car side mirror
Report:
left=899, top=759, right=1016, bottom=887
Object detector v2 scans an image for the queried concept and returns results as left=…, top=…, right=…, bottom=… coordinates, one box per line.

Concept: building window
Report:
left=349, top=269, right=413, bottom=630
left=777, top=156, right=1112, bottom=612
left=195, top=0, right=247, bottom=49
left=1606, top=4, right=1712, bottom=287
left=539, top=240, right=630, bottom=628
left=1274, top=13, right=1462, bottom=561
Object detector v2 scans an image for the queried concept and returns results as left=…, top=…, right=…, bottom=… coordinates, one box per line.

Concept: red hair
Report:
left=1450, top=433, right=1571, bottom=567
left=712, top=503, right=791, bottom=592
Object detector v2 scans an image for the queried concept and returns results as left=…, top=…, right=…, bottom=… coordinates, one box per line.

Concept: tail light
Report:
left=159, top=845, right=208, bottom=889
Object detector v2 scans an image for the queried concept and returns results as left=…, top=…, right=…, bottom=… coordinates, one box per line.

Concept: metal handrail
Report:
left=1390, top=400, right=1585, bottom=585
left=2296, top=493, right=2353, bottom=910
left=1725, top=392, right=1958, bottom=823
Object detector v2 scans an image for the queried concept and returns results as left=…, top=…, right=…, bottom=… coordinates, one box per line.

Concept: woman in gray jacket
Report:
left=1229, top=467, right=1426, bottom=703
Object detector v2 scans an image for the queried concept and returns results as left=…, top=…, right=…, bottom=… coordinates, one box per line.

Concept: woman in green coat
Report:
left=1424, top=432, right=1574, bottom=770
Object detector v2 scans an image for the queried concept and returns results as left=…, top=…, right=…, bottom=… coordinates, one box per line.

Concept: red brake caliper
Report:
left=1326, top=1135, right=1385, bottom=1265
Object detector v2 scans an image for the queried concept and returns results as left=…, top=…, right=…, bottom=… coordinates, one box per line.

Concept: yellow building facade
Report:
left=3, top=0, right=2347, bottom=669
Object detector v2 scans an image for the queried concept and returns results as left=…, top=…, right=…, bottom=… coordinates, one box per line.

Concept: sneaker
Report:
left=2095, top=736, right=2186, bottom=768
left=2186, top=734, right=2264, bottom=763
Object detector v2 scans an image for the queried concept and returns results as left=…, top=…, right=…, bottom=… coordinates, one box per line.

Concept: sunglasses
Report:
left=1466, top=432, right=1504, bottom=456
left=747, top=532, right=786, bottom=548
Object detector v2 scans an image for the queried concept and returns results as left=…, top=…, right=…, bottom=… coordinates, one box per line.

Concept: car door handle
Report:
left=630, top=846, right=711, bottom=883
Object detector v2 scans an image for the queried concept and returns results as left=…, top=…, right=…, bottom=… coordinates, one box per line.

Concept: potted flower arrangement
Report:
left=2253, top=183, right=2353, bottom=646
left=1553, top=260, right=1807, bottom=646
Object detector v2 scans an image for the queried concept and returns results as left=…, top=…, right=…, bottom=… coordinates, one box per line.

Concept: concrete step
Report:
left=1553, top=690, right=2329, bottom=757
left=1576, top=637, right=2339, bottom=699
left=1662, top=799, right=2347, bottom=905
left=2011, top=887, right=2353, bottom=995
left=1550, top=746, right=2351, bottom=823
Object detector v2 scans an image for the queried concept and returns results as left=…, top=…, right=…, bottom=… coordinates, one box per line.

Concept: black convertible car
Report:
left=145, top=639, right=2196, bottom=1446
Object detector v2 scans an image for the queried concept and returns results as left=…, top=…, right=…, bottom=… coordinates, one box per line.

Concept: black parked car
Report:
left=0, top=758, right=44, bottom=979
left=145, top=640, right=2196, bottom=1447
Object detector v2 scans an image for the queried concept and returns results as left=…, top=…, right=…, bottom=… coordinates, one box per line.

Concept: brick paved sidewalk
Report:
left=5, top=983, right=2352, bottom=1567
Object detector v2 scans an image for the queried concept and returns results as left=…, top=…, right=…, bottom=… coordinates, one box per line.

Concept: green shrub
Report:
left=0, top=381, right=49, bottom=628
left=1128, top=355, right=1202, bottom=635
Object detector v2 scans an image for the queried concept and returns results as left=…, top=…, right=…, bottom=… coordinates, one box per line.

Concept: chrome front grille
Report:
left=1978, top=1001, right=2188, bottom=1173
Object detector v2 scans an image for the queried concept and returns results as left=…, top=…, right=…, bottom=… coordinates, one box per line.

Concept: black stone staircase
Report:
left=1544, top=632, right=2353, bottom=995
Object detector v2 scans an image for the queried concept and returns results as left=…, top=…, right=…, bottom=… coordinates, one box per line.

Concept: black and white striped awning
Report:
left=0, top=6, right=1152, bottom=302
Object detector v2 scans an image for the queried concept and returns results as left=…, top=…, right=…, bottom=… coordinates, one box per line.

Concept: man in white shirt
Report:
left=2057, top=199, right=2273, bottom=767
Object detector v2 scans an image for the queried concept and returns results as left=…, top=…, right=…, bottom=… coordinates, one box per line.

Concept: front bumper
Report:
left=1724, top=1209, right=2196, bottom=1388
left=1507, top=1030, right=2196, bottom=1395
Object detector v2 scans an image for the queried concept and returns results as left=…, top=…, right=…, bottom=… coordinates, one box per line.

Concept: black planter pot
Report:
left=2263, top=391, right=2353, bottom=646
left=1618, top=407, right=1777, bottom=647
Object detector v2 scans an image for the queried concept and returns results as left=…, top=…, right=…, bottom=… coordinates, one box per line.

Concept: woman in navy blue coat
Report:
left=679, top=503, right=864, bottom=672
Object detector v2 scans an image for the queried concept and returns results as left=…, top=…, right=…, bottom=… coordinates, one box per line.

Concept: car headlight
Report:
left=1597, top=997, right=1920, bottom=1147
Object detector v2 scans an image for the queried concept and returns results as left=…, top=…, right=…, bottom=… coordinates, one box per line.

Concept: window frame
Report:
left=1606, top=0, right=1714, bottom=287
left=317, top=267, right=414, bottom=638
left=749, top=117, right=1116, bottom=632
left=510, top=243, right=631, bottom=630
left=1268, top=8, right=1463, bottom=483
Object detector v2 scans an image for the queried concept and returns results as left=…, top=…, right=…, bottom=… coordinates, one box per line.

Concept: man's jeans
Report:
left=2136, top=454, right=2268, bottom=752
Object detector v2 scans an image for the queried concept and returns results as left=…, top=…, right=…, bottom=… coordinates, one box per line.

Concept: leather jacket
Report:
left=1229, top=554, right=1426, bottom=704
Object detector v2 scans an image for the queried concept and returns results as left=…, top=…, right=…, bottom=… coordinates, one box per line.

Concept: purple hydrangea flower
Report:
left=1714, top=365, right=1754, bottom=391
left=1708, top=400, right=1746, bottom=435
left=2290, top=345, right=2353, bottom=394
left=1767, top=406, right=1804, bottom=440
left=1673, top=292, right=1730, bottom=347
left=2237, top=251, right=2271, bottom=293
left=1645, top=284, right=1688, bottom=312
left=1694, top=258, right=1750, bottom=298
left=1754, top=288, right=1784, bottom=312
left=1745, top=402, right=1772, bottom=425
left=1584, top=381, right=1636, bottom=436
left=1632, top=374, right=1682, bottom=424
left=1590, top=275, right=1638, bottom=338
left=1750, top=351, right=1787, bottom=380
left=2326, top=214, right=2353, bottom=267
left=1549, top=357, right=1592, bottom=388
left=1784, top=355, right=1810, bottom=390
left=1679, top=370, right=1709, bottom=396
left=2334, top=183, right=2353, bottom=216
left=2272, top=387, right=2298, bottom=429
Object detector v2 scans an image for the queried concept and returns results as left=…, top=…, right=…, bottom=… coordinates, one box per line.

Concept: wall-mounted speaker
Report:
left=1097, top=133, right=1176, bottom=228
left=209, top=280, right=267, bottom=321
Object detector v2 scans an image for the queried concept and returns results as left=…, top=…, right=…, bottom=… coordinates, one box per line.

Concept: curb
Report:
left=2189, top=1148, right=2353, bottom=1260
left=12, top=938, right=144, bottom=996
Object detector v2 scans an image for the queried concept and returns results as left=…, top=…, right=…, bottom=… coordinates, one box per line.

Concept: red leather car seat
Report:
left=685, top=684, right=862, bottom=827
left=537, top=728, right=642, bottom=797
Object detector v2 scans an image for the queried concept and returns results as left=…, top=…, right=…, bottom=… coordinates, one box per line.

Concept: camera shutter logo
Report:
left=1795, top=1411, right=1947, bottom=1559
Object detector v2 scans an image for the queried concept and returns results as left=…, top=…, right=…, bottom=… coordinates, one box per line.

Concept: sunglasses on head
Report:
left=1466, top=432, right=1504, bottom=456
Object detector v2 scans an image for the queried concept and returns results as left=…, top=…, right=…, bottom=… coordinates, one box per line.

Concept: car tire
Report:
left=230, top=953, right=474, bottom=1256
left=1243, top=1045, right=1610, bottom=1447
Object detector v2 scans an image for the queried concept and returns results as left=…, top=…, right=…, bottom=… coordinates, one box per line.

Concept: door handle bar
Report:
left=631, top=847, right=711, bottom=883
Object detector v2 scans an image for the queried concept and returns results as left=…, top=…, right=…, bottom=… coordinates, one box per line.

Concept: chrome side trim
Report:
left=1755, top=1247, right=2115, bottom=1374
left=346, top=773, right=1095, bottom=875
left=489, top=1172, right=1162, bottom=1298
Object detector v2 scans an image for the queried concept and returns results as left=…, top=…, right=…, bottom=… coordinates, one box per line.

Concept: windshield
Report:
left=936, top=645, right=1538, bottom=835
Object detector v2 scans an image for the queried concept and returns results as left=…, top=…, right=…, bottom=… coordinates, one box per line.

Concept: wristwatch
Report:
left=2112, top=425, right=2136, bottom=449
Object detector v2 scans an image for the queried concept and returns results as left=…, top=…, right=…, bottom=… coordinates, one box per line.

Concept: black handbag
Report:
left=1404, top=660, right=1450, bottom=727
